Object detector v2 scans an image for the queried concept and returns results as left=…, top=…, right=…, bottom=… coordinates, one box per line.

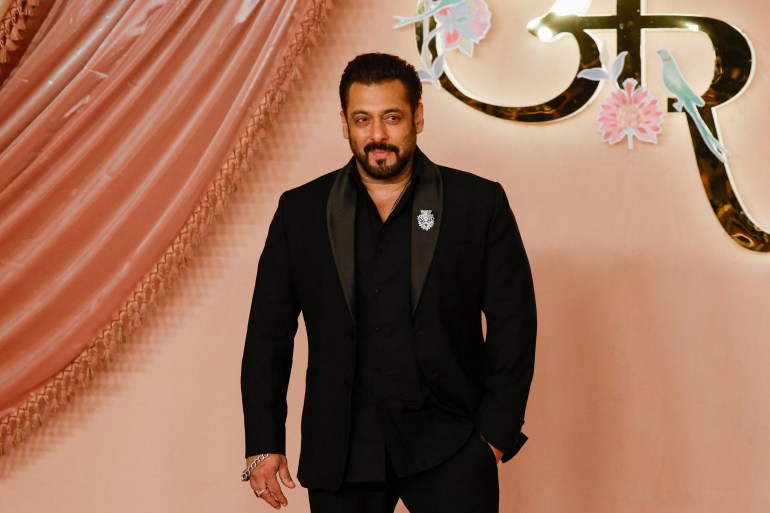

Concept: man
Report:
left=241, top=53, right=536, bottom=513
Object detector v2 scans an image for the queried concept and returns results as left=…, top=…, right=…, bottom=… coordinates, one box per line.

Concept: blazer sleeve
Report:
left=241, top=194, right=301, bottom=458
left=475, top=183, right=537, bottom=462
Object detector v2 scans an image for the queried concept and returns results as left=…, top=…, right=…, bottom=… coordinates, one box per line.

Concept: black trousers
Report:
left=308, top=432, right=499, bottom=513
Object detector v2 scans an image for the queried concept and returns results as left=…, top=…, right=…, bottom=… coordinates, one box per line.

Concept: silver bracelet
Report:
left=241, top=453, right=270, bottom=481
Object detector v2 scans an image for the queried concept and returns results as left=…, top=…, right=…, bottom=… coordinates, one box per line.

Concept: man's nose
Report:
left=370, top=119, right=387, bottom=142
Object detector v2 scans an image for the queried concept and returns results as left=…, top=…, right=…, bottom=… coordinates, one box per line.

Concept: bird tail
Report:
left=686, top=103, right=729, bottom=163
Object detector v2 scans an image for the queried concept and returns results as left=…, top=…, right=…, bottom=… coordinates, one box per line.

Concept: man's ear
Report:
left=340, top=110, right=350, bottom=139
left=414, top=102, right=425, bottom=134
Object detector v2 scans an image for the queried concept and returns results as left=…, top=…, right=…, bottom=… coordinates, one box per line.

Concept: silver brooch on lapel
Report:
left=417, top=210, right=435, bottom=231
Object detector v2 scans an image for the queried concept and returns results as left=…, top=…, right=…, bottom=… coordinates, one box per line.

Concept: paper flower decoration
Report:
left=597, top=78, right=664, bottom=149
left=434, top=0, right=491, bottom=57
left=394, top=0, right=492, bottom=88
left=578, top=42, right=664, bottom=149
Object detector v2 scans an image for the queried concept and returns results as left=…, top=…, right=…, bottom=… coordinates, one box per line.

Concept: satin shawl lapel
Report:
left=326, top=152, right=444, bottom=320
left=411, top=151, right=443, bottom=316
left=326, top=160, right=357, bottom=323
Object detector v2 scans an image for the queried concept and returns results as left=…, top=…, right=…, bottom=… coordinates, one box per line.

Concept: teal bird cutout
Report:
left=657, top=49, right=729, bottom=163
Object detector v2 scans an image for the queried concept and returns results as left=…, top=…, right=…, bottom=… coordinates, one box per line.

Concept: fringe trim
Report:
left=0, top=0, right=333, bottom=458
left=0, top=0, right=37, bottom=65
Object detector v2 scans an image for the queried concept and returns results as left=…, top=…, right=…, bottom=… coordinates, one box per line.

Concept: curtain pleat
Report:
left=0, top=0, right=332, bottom=455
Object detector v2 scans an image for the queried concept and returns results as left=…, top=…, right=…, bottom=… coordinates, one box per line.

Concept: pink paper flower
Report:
left=596, top=78, right=663, bottom=149
left=435, top=0, right=491, bottom=57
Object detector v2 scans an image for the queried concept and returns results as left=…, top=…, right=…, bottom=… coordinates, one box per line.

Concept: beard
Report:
left=349, top=132, right=416, bottom=180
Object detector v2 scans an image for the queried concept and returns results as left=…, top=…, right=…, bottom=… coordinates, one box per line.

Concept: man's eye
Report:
left=355, top=117, right=369, bottom=124
left=386, top=115, right=400, bottom=122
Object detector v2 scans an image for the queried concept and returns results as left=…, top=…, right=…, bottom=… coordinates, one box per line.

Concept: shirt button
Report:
left=375, top=327, right=382, bottom=333
left=375, top=288, right=381, bottom=294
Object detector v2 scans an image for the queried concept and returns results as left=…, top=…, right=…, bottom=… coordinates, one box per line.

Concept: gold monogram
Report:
left=416, top=1, right=765, bottom=251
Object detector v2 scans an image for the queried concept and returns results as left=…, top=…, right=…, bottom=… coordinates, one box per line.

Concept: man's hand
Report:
left=489, top=443, right=503, bottom=463
left=247, top=454, right=295, bottom=510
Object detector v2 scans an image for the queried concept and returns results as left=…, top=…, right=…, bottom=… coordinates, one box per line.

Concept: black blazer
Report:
left=242, top=148, right=536, bottom=491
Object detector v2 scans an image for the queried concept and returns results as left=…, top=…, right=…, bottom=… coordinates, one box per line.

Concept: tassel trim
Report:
left=0, top=0, right=333, bottom=457
left=0, top=0, right=38, bottom=70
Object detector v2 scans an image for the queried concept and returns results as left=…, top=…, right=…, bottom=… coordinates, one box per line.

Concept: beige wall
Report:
left=3, top=1, right=770, bottom=512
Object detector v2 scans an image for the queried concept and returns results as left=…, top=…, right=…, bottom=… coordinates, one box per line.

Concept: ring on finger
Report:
left=254, top=488, right=266, bottom=497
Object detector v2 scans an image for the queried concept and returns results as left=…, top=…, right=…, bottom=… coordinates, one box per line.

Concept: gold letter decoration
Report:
left=414, top=0, right=765, bottom=251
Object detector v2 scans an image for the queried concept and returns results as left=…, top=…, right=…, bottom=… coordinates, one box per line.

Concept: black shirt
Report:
left=343, top=160, right=474, bottom=482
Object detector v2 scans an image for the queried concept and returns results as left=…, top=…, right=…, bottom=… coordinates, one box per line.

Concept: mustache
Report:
left=364, top=142, right=400, bottom=155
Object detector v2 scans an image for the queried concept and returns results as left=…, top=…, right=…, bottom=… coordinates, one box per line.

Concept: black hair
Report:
left=339, top=53, right=422, bottom=114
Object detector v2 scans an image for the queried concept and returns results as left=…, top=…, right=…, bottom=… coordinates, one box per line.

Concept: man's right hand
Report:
left=247, top=454, right=296, bottom=510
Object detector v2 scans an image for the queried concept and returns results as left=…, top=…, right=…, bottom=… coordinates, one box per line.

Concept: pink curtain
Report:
left=0, top=0, right=332, bottom=454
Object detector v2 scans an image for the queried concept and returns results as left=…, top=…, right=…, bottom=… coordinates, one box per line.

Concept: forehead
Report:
left=347, top=80, right=411, bottom=113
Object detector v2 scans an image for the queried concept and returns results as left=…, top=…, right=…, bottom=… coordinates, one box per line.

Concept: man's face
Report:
left=341, top=80, right=424, bottom=181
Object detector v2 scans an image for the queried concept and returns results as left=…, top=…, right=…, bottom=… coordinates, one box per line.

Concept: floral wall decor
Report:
left=394, top=0, right=491, bottom=89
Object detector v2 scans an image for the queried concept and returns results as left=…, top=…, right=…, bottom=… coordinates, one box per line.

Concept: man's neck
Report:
left=357, top=160, right=413, bottom=194
left=357, top=159, right=414, bottom=222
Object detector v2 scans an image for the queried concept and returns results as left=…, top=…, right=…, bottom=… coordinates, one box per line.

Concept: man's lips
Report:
left=364, top=143, right=399, bottom=160
left=369, top=149, right=392, bottom=159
